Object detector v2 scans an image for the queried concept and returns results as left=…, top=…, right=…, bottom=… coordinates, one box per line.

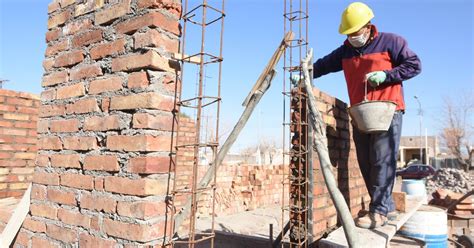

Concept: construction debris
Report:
left=429, top=188, right=474, bottom=216
left=426, top=168, right=473, bottom=194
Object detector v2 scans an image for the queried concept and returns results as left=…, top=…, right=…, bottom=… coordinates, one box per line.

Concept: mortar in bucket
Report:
left=348, top=79, right=397, bottom=133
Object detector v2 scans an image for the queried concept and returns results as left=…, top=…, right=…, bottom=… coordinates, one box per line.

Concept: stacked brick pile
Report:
left=14, top=0, right=182, bottom=247
left=0, top=90, right=39, bottom=199
left=430, top=188, right=474, bottom=216
left=311, top=88, right=370, bottom=239
left=197, top=164, right=287, bottom=217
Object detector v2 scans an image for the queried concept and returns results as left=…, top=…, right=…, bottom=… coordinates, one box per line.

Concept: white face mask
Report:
left=348, top=30, right=370, bottom=48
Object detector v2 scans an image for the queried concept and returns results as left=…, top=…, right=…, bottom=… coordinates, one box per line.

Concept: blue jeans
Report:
left=352, top=111, right=403, bottom=216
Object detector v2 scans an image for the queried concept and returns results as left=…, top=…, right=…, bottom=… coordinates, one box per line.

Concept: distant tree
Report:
left=439, top=92, right=474, bottom=172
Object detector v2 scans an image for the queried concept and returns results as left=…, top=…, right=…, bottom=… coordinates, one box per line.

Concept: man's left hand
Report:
left=365, top=71, right=387, bottom=87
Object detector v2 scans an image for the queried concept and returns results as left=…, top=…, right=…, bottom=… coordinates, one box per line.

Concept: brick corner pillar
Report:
left=0, top=89, right=39, bottom=199
left=16, top=0, right=182, bottom=247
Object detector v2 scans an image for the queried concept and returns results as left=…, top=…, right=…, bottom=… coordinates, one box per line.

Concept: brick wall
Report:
left=310, top=88, right=370, bottom=239
left=0, top=90, right=39, bottom=199
left=16, top=0, right=181, bottom=247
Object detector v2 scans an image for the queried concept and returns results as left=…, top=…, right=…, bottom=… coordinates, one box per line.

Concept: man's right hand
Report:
left=290, top=74, right=301, bottom=85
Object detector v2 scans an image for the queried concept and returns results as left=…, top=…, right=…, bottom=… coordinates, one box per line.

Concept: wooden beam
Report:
left=0, top=183, right=31, bottom=247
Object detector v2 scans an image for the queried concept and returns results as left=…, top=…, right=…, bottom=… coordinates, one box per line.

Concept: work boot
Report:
left=355, top=212, right=387, bottom=229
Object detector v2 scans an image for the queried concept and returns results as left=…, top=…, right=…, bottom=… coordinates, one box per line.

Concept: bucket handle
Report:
left=363, top=76, right=375, bottom=102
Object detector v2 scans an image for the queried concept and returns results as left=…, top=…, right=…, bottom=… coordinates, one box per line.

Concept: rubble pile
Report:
left=425, top=168, right=473, bottom=194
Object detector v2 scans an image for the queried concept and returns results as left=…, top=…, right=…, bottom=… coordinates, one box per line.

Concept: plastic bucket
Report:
left=401, top=179, right=427, bottom=203
left=348, top=100, right=397, bottom=133
left=398, top=205, right=448, bottom=248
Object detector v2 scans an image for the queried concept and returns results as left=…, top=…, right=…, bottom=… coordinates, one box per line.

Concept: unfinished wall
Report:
left=15, top=0, right=181, bottom=247
left=311, top=88, right=370, bottom=240
left=0, top=89, right=39, bottom=199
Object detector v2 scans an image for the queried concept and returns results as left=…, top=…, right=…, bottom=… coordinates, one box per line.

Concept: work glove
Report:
left=290, top=74, right=302, bottom=85
left=365, top=71, right=387, bottom=87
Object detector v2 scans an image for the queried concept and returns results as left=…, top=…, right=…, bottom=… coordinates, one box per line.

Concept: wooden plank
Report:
left=0, top=183, right=31, bottom=247
left=393, top=191, right=406, bottom=212
left=242, top=31, right=294, bottom=106
left=319, top=195, right=425, bottom=248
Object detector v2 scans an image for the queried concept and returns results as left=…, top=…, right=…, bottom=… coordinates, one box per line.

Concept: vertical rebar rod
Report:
left=282, top=0, right=310, bottom=247
left=171, top=0, right=225, bottom=247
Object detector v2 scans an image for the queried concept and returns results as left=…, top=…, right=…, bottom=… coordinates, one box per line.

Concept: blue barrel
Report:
left=398, top=205, right=448, bottom=248
left=401, top=179, right=427, bottom=203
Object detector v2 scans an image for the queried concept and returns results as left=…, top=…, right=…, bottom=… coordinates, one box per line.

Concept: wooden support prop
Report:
left=173, top=31, right=294, bottom=238
left=0, top=183, right=31, bottom=247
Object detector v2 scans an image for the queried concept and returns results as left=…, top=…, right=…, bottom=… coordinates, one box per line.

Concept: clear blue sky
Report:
left=1, top=0, right=473, bottom=151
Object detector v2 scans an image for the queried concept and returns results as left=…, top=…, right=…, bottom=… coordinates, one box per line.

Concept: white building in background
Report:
left=398, top=136, right=439, bottom=168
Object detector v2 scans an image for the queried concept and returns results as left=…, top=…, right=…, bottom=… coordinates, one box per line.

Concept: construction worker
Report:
left=292, top=2, right=421, bottom=228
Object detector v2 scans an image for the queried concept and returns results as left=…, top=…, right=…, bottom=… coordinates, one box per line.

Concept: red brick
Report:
left=90, top=38, right=126, bottom=60
left=32, top=236, right=60, bottom=248
left=101, top=97, right=110, bottom=112
left=50, top=119, right=80, bottom=132
left=84, top=155, right=119, bottom=172
left=0, top=120, right=13, bottom=128
left=45, top=39, right=69, bottom=56
left=103, top=218, right=166, bottom=242
left=80, top=192, right=117, bottom=213
left=30, top=203, right=58, bottom=219
left=84, top=115, right=120, bottom=131
left=48, top=9, right=72, bottom=29
left=12, top=230, right=31, bottom=247
left=95, top=0, right=131, bottom=25
left=137, top=0, right=181, bottom=17
left=6, top=97, right=34, bottom=106
left=40, top=104, right=66, bottom=117
left=117, top=200, right=166, bottom=220
left=63, top=19, right=93, bottom=35
left=47, top=188, right=77, bottom=205
left=106, top=135, right=171, bottom=152
left=48, top=2, right=60, bottom=13
left=89, top=76, right=123, bottom=94
left=79, top=233, right=117, bottom=248
left=56, top=82, right=86, bottom=99
left=46, top=223, right=78, bottom=243
left=36, top=154, right=50, bottom=167
left=46, top=29, right=61, bottom=43
left=42, top=70, right=68, bottom=87
left=51, top=154, right=81, bottom=168
left=31, top=184, right=47, bottom=200
left=3, top=113, right=29, bottom=121
left=133, top=113, right=172, bottom=130
left=15, top=121, right=38, bottom=129
left=58, top=208, right=90, bottom=228
left=134, top=29, right=178, bottom=52
left=116, top=11, right=180, bottom=35
left=104, top=176, right=167, bottom=196
left=41, top=88, right=55, bottom=101
left=33, top=171, right=60, bottom=186
left=128, top=156, right=171, bottom=174
left=59, top=0, right=76, bottom=8
left=54, top=50, right=84, bottom=68
left=110, top=92, right=174, bottom=111
left=70, top=64, right=103, bottom=81
left=128, top=71, right=149, bottom=88
left=74, top=0, right=105, bottom=17
left=63, top=136, right=98, bottom=150
left=61, top=173, right=94, bottom=190
left=112, top=50, right=175, bottom=72
left=66, top=98, right=100, bottom=114
left=38, top=137, right=62, bottom=150
left=94, top=177, right=104, bottom=191
left=72, top=29, right=103, bottom=48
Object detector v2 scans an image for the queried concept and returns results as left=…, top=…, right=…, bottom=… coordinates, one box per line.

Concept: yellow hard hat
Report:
left=339, top=2, right=374, bottom=35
